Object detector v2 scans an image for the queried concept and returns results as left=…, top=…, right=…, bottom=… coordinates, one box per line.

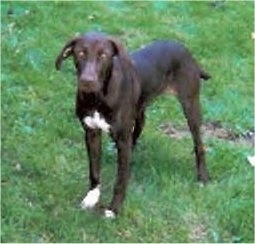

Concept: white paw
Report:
left=198, top=182, right=205, bottom=188
left=104, top=209, right=116, bottom=219
left=80, top=186, right=100, bottom=209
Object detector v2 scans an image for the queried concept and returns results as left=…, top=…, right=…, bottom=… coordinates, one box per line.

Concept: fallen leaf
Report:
left=247, top=155, right=255, bottom=167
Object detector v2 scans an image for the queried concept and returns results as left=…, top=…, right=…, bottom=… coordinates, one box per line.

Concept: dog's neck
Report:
left=77, top=90, right=112, bottom=118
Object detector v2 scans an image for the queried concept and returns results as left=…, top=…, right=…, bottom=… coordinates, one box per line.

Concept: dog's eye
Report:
left=99, top=53, right=107, bottom=60
left=78, top=51, right=86, bottom=58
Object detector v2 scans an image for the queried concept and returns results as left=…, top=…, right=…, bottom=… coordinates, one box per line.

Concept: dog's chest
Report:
left=83, top=111, right=111, bottom=133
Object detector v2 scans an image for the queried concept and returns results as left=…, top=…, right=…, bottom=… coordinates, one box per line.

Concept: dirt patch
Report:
left=184, top=212, right=209, bottom=243
left=160, top=121, right=254, bottom=147
left=188, top=223, right=208, bottom=243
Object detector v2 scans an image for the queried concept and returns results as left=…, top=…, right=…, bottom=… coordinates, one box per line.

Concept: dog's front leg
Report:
left=105, top=131, right=132, bottom=218
left=80, top=128, right=102, bottom=210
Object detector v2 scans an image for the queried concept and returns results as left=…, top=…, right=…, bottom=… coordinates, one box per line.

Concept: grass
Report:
left=1, top=1, right=254, bottom=243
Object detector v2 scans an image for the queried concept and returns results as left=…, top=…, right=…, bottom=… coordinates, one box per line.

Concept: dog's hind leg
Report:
left=178, top=92, right=209, bottom=183
left=172, top=64, right=209, bottom=183
left=132, top=109, right=145, bottom=148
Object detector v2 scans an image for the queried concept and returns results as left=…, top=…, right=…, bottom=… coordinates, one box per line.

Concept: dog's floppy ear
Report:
left=107, top=37, right=131, bottom=66
left=108, top=37, right=140, bottom=101
left=107, top=37, right=136, bottom=78
left=55, top=37, right=80, bottom=70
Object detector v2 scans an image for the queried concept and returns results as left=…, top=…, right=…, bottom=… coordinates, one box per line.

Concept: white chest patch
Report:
left=83, top=111, right=111, bottom=133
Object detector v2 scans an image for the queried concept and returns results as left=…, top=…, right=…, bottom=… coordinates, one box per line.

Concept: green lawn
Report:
left=1, top=1, right=254, bottom=243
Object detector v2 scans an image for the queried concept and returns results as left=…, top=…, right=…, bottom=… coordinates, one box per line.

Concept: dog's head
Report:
left=55, top=32, right=131, bottom=93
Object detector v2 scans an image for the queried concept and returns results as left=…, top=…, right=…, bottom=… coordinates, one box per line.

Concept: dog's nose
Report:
left=79, top=68, right=99, bottom=92
left=80, top=73, right=97, bottom=83
left=80, top=62, right=98, bottom=84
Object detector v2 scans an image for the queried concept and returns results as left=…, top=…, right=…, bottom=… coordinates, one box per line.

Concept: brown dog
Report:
left=55, top=32, right=210, bottom=218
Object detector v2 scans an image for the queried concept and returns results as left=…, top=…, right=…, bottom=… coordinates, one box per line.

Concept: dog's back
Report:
left=131, top=41, right=210, bottom=102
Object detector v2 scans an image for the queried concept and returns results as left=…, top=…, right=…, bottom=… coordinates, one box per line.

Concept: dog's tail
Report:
left=200, top=69, right=211, bottom=80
